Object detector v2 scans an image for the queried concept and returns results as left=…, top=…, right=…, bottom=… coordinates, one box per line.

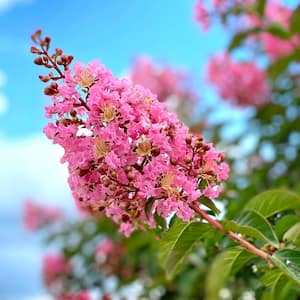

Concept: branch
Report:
left=189, top=202, right=270, bottom=262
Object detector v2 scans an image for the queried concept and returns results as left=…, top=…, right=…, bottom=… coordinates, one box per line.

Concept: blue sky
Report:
left=0, top=1, right=228, bottom=299
left=0, top=0, right=227, bottom=138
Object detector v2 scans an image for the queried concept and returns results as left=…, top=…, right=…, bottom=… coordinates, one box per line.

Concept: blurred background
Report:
left=0, top=1, right=229, bottom=299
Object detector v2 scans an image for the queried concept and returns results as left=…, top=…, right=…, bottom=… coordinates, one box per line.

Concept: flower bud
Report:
left=151, top=147, right=160, bottom=157
left=34, top=56, right=43, bottom=65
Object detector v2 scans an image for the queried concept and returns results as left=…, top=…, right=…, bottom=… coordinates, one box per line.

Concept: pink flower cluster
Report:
left=23, top=199, right=62, bottom=231
left=43, top=254, right=72, bottom=288
left=194, top=0, right=253, bottom=31
left=96, top=238, right=115, bottom=256
left=130, top=56, right=195, bottom=106
left=259, top=1, right=300, bottom=60
left=207, top=53, right=270, bottom=107
left=44, top=60, right=229, bottom=236
left=57, top=292, right=91, bottom=300
left=194, top=1, right=210, bottom=31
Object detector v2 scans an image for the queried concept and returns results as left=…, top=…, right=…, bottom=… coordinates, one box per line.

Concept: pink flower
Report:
left=207, top=53, right=270, bottom=107
left=203, top=183, right=221, bottom=199
left=57, top=291, right=91, bottom=300
left=129, top=56, right=195, bottom=110
left=23, top=199, right=62, bottom=231
left=43, top=60, right=229, bottom=236
left=194, top=1, right=210, bottom=31
left=43, top=254, right=72, bottom=287
left=246, top=1, right=300, bottom=60
left=96, top=239, right=115, bottom=256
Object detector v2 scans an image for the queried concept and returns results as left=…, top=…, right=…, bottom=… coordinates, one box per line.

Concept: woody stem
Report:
left=189, top=202, right=270, bottom=262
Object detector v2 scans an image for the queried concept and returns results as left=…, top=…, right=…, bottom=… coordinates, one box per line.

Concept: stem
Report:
left=41, top=46, right=65, bottom=79
left=78, top=97, right=91, bottom=111
left=189, top=202, right=270, bottom=262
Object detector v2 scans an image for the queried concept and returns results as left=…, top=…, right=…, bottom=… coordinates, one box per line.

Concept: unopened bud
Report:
left=44, top=36, right=51, bottom=44
left=151, top=147, right=160, bottom=157
left=70, top=110, right=77, bottom=118
left=184, top=156, right=192, bottom=164
left=125, top=166, right=132, bottom=173
left=38, top=75, right=50, bottom=82
left=121, top=214, right=130, bottom=222
left=185, top=135, right=192, bottom=145
left=31, top=29, right=42, bottom=42
left=30, top=46, right=41, bottom=54
left=55, top=48, right=63, bottom=55
left=34, top=56, right=43, bottom=65
left=170, top=158, right=177, bottom=165
left=127, top=171, right=135, bottom=181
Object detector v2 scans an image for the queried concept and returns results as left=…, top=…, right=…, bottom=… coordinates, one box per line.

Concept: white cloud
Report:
left=0, top=134, right=73, bottom=212
left=0, top=134, right=75, bottom=298
left=0, top=0, right=33, bottom=13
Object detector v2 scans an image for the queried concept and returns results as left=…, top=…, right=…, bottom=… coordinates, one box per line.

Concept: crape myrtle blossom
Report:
left=129, top=56, right=195, bottom=112
left=57, top=291, right=91, bottom=300
left=23, top=199, right=62, bottom=231
left=194, top=0, right=254, bottom=31
left=207, top=53, right=270, bottom=107
left=32, top=31, right=229, bottom=237
left=96, top=238, right=115, bottom=256
left=95, top=239, right=133, bottom=278
left=43, top=254, right=73, bottom=290
left=194, top=0, right=210, bottom=31
left=254, top=1, right=300, bottom=60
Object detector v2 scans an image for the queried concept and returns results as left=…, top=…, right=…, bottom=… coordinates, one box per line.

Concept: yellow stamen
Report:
left=76, top=68, right=94, bottom=87
left=101, top=103, right=116, bottom=123
left=136, top=138, right=151, bottom=156
left=94, top=138, right=109, bottom=159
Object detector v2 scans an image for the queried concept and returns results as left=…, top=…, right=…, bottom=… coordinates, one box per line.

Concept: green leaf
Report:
left=271, top=274, right=294, bottom=300
left=260, top=269, right=282, bottom=287
left=267, top=52, right=300, bottom=80
left=198, top=196, right=221, bottom=215
left=205, top=248, right=255, bottom=300
left=275, top=215, right=300, bottom=241
left=290, top=5, right=300, bottom=34
left=224, top=210, right=278, bottom=246
left=254, top=0, right=266, bottom=17
left=159, top=219, right=211, bottom=279
left=266, top=22, right=292, bottom=39
left=228, top=27, right=261, bottom=52
left=270, top=249, right=300, bottom=286
left=283, top=222, right=300, bottom=246
left=244, top=189, right=300, bottom=218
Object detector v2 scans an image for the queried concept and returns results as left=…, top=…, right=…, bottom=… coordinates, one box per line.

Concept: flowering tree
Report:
left=27, top=1, right=300, bottom=299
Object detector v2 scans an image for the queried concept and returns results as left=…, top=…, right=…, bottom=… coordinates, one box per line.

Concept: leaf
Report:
left=283, top=222, right=300, bottom=246
left=270, top=249, right=300, bottom=286
left=266, top=22, right=292, bottom=39
left=205, top=248, right=255, bottom=300
left=267, top=52, right=300, bottom=80
left=290, top=5, right=300, bottom=34
left=224, top=210, right=278, bottom=246
left=198, top=196, right=221, bottom=215
left=228, top=27, right=261, bottom=51
left=244, top=189, right=300, bottom=218
left=158, top=219, right=211, bottom=279
left=271, top=274, right=294, bottom=300
left=274, top=214, right=300, bottom=240
left=254, top=0, right=267, bottom=17
left=260, top=269, right=282, bottom=287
